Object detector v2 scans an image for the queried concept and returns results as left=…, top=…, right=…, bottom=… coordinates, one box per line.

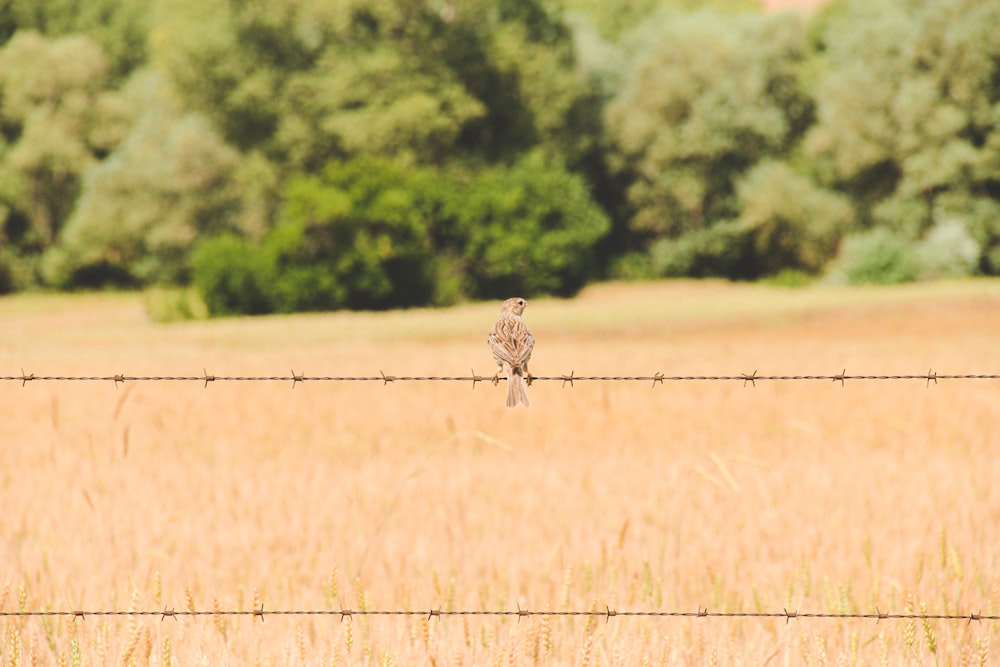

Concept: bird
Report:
left=488, top=297, right=535, bottom=408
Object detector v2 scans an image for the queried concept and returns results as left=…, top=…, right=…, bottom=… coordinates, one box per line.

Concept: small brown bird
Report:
left=488, top=297, right=535, bottom=408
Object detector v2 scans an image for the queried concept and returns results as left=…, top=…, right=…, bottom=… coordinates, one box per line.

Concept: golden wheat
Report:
left=1, top=280, right=999, bottom=665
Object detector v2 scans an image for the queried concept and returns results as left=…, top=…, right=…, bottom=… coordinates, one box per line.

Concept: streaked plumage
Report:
left=488, top=297, right=535, bottom=408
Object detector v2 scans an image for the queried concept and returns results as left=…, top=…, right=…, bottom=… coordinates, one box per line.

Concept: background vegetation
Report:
left=1, top=0, right=998, bottom=312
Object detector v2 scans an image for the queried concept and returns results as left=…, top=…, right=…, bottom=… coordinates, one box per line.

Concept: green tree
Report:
left=195, top=157, right=437, bottom=314
left=608, top=11, right=813, bottom=243
left=191, top=233, right=271, bottom=316
left=45, top=72, right=244, bottom=287
left=563, top=0, right=758, bottom=41
left=0, top=0, right=149, bottom=80
left=0, top=31, right=125, bottom=267
left=437, top=152, right=610, bottom=297
left=806, top=0, right=1000, bottom=272
left=152, top=0, right=604, bottom=175
left=152, top=0, right=485, bottom=170
left=735, top=160, right=853, bottom=275
left=441, top=0, right=603, bottom=168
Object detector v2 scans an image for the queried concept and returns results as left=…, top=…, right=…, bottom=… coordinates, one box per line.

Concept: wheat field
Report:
left=1, top=280, right=999, bottom=666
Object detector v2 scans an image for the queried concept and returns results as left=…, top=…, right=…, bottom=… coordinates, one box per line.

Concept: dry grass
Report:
left=1, top=279, right=999, bottom=666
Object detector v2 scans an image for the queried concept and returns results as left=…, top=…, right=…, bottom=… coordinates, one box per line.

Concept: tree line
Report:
left=0, top=0, right=997, bottom=313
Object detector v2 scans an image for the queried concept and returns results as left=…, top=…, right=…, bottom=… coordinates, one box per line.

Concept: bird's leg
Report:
left=524, top=362, right=533, bottom=386
left=492, top=363, right=504, bottom=385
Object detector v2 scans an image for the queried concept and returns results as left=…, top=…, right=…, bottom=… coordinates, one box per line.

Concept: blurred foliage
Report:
left=1, top=0, right=998, bottom=312
left=806, top=0, right=1000, bottom=263
left=435, top=151, right=610, bottom=298
left=826, top=217, right=982, bottom=285
left=564, top=0, right=758, bottom=40
left=142, top=286, right=208, bottom=323
left=194, top=158, right=437, bottom=314
left=825, top=227, right=922, bottom=285
left=44, top=71, right=244, bottom=288
left=0, top=31, right=122, bottom=255
left=193, top=154, right=608, bottom=314
left=607, top=11, right=813, bottom=239
left=0, top=0, right=148, bottom=79
left=735, top=160, right=853, bottom=276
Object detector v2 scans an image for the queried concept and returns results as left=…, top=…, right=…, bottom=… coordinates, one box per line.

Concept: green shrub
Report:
left=763, top=269, right=813, bottom=287
left=272, top=159, right=437, bottom=311
left=192, top=234, right=272, bottom=316
left=193, top=154, right=611, bottom=315
left=142, top=287, right=209, bottom=323
left=825, top=228, right=921, bottom=285
left=914, top=218, right=980, bottom=279
left=827, top=219, right=983, bottom=286
left=439, top=152, right=610, bottom=298
left=194, top=158, right=438, bottom=315
left=608, top=251, right=654, bottom=281
left=649, top=221, right=754, bottom=279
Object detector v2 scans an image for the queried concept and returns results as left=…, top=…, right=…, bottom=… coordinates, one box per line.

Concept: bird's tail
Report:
left=506, top=370, right=530, bottom=408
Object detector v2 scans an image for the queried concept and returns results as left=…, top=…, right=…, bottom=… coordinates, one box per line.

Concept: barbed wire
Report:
left=0, top=607, right=996, bottom=624
left=3, top=369, right=999, bottom=388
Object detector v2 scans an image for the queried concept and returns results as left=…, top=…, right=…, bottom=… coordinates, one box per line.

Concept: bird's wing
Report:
left=489, top=316, right=533, bottom=368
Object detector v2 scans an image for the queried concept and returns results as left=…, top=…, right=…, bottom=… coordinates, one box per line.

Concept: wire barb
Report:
left=290, top=370, right=304, bottom=389
left=926, top=368, right=937, bottom=388
left=784, top=608, right=797, bottom=624
left=652, top=372, right=664, bottom=389
left=113, top=373, right=125, bottom=388
left=469, top=368, right=485, bottom=389
left=742, top=370, right=758, bottom=388
left=561, top=370, right=575, bottom=388
left=832, top=368, right=846, bottom=386
left=202, top=369, right=215, bottom=388
left=20, top=368, right=33, bottom=387
left=253, top=603, right=265, bottom=622
left=428, top=607, right=442, bottom=621
left=380, top=370, right=396, bottom=385
left=606, top=606, right=617, bottom=623
left=161, top=607, right=177, bottom=622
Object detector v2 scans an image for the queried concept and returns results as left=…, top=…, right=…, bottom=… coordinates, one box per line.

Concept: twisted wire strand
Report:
left=4, top=369, right=998, bottom=388
left=0, top=608, right=995, bottom=623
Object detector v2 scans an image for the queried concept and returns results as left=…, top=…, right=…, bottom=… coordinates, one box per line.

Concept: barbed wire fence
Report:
left=4, top=368, right=998, bottom=628
left=4, top=369, right=1000, bottom=388
left=1, top=608, right=997, bottom=624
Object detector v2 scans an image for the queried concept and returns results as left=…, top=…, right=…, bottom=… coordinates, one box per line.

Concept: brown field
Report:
left=1, top=280, right=999, bottom=666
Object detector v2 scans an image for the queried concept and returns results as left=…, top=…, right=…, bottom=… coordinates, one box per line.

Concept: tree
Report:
left=194, top=157, right=438, bottom=314
left=806, top=0, right=1000, bottom=272
left=562, top=0, right=758, bottom=41
left=437, top=151, right=610, bottom=297
left=608, top=11, right=813, bottom=243
left=0, top=31, right=124, bottom=261
left=45, top=72, right=244, bottom=287
left=735, top=160, right=853, bottom=275
left=152, top=0, right=485, bottom=171
left=0, top=0, right=148, bottom=80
